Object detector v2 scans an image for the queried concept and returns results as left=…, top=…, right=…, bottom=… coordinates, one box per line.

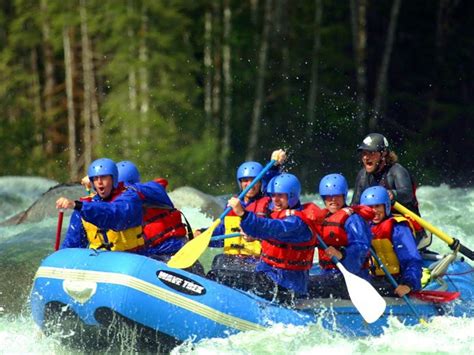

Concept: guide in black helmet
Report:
left=351, top=133, right=431, bottom=249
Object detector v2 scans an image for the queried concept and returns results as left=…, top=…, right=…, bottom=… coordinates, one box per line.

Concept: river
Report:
left=0, top=177, right=473, bottom=354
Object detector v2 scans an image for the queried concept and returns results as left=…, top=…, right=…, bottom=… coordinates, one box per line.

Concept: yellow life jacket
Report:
left=223, top=215, right=261, bottom=256
left=82, top=219, right=144, bottom=251
left=370, top=215, right=412, bottom=276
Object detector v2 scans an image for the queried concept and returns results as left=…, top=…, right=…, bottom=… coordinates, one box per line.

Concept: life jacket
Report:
left=223, top=197, right=270, bottom=256
left=154, top=178, right=168, bottom=189
left=370, top=215, right=413, bottom=276
left=141, top=206, right=188, bottom=247
left=130, top=184, right=189, bottom=247
left=82, top=184, right=145, bottom=251
left=260, top=203, right=318, bottom=271
left=314, top=209, right=351, bottom=270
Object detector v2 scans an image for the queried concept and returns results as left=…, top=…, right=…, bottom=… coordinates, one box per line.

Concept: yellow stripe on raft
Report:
left=34, top=266, right=264, bottom=332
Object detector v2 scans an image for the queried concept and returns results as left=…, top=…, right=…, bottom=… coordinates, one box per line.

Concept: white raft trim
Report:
left=35, top=266, right=265, bottom=332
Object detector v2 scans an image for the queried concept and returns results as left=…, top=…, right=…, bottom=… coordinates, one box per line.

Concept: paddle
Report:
left=369, top=248, right=427, bottom=324
left=54, top=210, right=64, bottom=251
left=211, top=232, right=242, bottom=241
left=316, top=235, right=386, bottom=323
left=168, top=159, right=277, bottom=269
left=394, top=202, right=474, bottom=260
left=410, top=290, right=460, bottom=303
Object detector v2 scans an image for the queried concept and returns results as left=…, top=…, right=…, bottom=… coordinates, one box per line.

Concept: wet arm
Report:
left=240, top=212, right=312, bottom=243
left=342, top=214, right=372, bottom=274
left=79, top=190, right=143, bottom=231
left=392, top=224, right=422, bottom=290
left=389, top=165, right=415, bottom=206
left=61, top=210, right=88, bottom=248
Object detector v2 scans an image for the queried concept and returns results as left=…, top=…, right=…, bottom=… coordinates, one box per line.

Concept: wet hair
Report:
left=385, top=151, right=398, bottom=165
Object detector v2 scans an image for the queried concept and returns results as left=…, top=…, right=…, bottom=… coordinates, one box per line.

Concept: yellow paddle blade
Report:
left=167, top=219, right=221, bottom=269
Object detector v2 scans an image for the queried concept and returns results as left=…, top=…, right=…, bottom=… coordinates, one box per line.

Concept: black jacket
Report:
left=351, top=163, right=420, bottom=214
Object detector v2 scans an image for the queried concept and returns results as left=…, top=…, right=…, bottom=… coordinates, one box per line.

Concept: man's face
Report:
left=240, top=177, right=261, bottom=200
left=324, top=194, right=345, bottom=214
left=361, top=150, right=383, bottom=173
left=370, top=204, right=386, bottom=224
left=92, top=175, right=114, bottom=199
left=271, top=193, right=289, bottom=211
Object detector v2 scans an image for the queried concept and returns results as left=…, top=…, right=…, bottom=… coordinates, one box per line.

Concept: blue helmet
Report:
left=266, top=173, right=301, bottom=208
left=117, top=160, right=141, bottom=184
left=236, top=161, right=263, bottom=189
left=318, top=173, right=349, bottom=202
left=360, top=186, right=391, bottom=216
left=88, top=158, right=119, bottom=189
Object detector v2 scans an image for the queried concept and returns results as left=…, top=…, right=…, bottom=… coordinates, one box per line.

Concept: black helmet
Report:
left=357, top=133, right=389, bottom=152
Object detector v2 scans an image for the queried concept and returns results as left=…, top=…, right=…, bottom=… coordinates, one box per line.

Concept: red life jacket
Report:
left=260, top=203, right=318, bottom=271
left=226, top=196, right=272, bottom=219
left=246, top=196, right=271, bottom=217
left=351, top=205, right=375, bottom=221
left=132, top=187, right=188, bottom=247
left=141, top=207, right=187, bottom=246
left=372, top=218, right=392, bottom=240
left=315, top=209, right=350, bottom=270
left=154, top=178, right=168, bottom=189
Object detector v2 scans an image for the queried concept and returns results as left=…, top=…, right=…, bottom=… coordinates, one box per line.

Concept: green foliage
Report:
left=0, top=0, right=473, bottom=192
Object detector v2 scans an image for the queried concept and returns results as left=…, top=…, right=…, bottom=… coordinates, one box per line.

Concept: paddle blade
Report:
left=338, top=262, right=386, bottom=323
left=167, top=219, right=221, bottom=269
left=410, top=290, right=461, bottom=303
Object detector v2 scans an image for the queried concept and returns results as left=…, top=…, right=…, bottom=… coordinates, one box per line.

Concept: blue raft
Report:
left=30, top=248, right=474, bottom=347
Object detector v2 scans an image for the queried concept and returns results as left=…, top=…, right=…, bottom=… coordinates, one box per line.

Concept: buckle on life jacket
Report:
left=98, top=229, right=113, bottom=250
left=97, top=242, right=113, bottom=251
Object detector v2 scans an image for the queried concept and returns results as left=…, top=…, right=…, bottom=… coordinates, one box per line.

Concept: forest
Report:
left=1, top=0, right=473, bottom=193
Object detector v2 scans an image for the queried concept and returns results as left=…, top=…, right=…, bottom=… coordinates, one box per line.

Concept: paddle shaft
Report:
left=211, top=232, right=242, bottom=241
left=219, top=159, right=277, bottom=220
left=55, top=210, right=64, bottom=251
left=369, top=248, right=425, bottom=323
left=316, top=235, right=344, bottom=266
left=167, top=160, right=276, bottom=269
left=394, top=202, right=474, bottom=260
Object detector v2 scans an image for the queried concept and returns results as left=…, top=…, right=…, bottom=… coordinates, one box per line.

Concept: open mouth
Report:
left=364, top=160, right=374, bottom=167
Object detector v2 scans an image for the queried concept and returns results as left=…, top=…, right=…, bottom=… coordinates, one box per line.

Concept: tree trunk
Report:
left=350, top=0, right=368, bottom=135
left=30, top=48, right=43, bottom=148
left=81, top=0, right=100, bottom=160
left=246, top=0, right=273, bottom=160
left=370, top=0, right=402, bottom=130
left=250, top=0, right=259, bottom=27
left=139, top=4, right=150, bottom=128
left=306, top=0, right=323, bottom=137
left=80, top=0, right=92, bottom=167
left=63, top=26, right=79, bottom=180
left=221, top=0, right=232, bottom=169
left=126, top=0, right=138, bottom=155
left=40, top=0, right=55, bottom=155
left=204, top=7, right=213, bottom=127
left=212, top=1, right=221, bottom=126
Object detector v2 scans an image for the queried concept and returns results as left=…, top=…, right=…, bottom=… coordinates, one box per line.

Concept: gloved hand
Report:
left=81, top=175, right=92, bottom=191
left=271, top=149, right=287, bottom=165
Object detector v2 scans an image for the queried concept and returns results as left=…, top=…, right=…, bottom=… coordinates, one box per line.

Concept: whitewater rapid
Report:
left=1, top=178, right=473, bottom=354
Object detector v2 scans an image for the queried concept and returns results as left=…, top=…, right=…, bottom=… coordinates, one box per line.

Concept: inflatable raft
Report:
left=30, top=248, right=474, bottom=349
